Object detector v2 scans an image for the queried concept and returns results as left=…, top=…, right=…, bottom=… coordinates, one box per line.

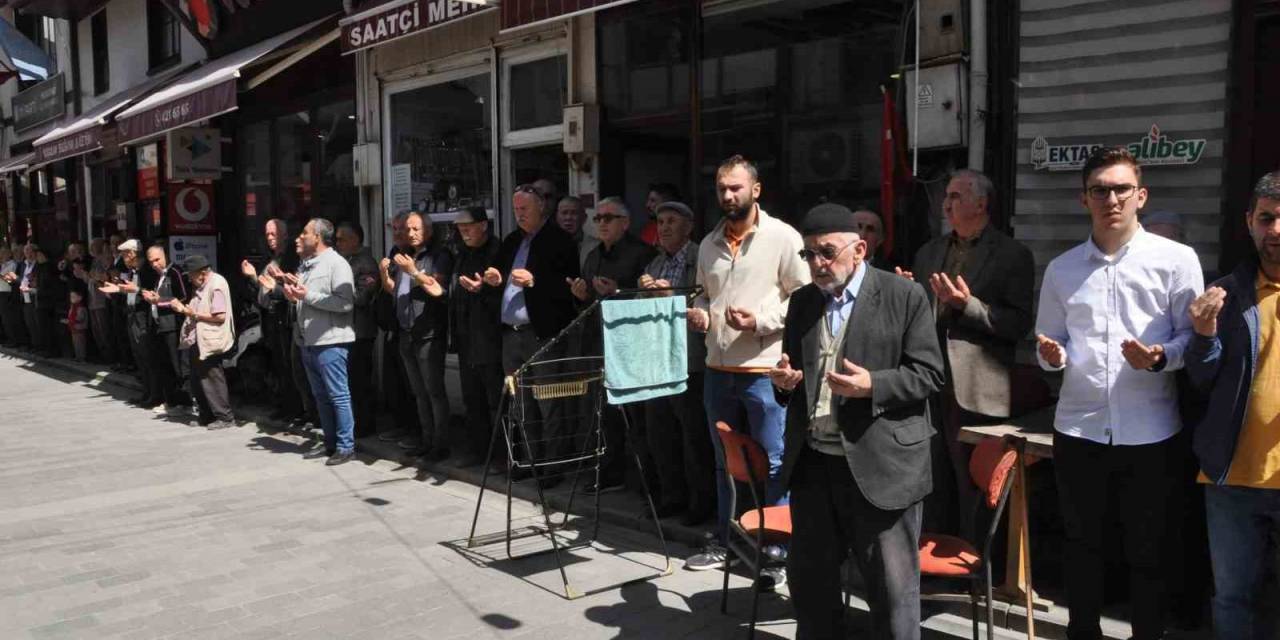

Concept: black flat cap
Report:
left=800, top=203, right=859, bottom=236
left=655, top=201, right=694, bottom=219
left=183, top=254, right=211, bottom=273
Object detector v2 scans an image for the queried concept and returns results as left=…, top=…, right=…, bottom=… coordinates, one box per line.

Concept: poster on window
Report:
left=167, top=182, right=217, bottom=234
left=390, top=163, right=412, bottom=215
left=137, top=143, right=160, bottom=200
left=170, top=235, right=218, bottom=271
left=167, top=127, right=221, bottom=181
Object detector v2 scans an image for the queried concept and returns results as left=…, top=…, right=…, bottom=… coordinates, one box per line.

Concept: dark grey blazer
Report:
left=911, top=226, right=1035, bottom=418
left=777, top=266, right=945, bottom=511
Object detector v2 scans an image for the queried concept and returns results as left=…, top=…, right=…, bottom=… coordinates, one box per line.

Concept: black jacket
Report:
left=388, top=246, right=453, bottom=342
left=777, top=266, right=945, bottom=510
left=578, top=234, right=657, bottom=353
left=911, top=226, right=1035, bottom=418
left=494, top=221, right=580, bottom=339
left=450, top=236, right=502, bottom=364
left=146, top=265, right=189, bottom=334
left=346, top=248, right=380, bottom=341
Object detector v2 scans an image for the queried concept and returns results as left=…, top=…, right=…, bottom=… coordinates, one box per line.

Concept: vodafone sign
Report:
left=168, top=183, right=217, bottom=234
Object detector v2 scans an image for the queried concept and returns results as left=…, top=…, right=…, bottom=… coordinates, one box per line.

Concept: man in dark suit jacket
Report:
left=483, top=185, right=581, bottom=483
left=905, top=169, right=1034, bottom=536
left=772, top=204, right=944, bottom=639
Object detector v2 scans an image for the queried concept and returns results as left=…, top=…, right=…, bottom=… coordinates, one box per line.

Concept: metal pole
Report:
left=969, top=0, right=988, bottom=171
left=913, top=0, right=920, bottom=177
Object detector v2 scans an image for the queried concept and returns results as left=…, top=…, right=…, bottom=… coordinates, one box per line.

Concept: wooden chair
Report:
left=919, top=437, right=1019, bottom=640
left=714, top=421, right=791, bottom=638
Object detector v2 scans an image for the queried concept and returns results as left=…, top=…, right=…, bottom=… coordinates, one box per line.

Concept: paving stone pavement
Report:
left=0, top=354, right=1009, bottom=640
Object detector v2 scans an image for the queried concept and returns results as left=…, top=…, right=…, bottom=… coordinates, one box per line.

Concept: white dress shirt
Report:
left=1035, top=227, right=1203, bottom=445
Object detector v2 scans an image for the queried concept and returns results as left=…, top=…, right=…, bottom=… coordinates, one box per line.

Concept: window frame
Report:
left=146, top=0, right=181, bottom=74
left=90, top=10, right=109, bottom=96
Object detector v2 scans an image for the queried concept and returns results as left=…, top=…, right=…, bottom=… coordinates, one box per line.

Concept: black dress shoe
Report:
left=403, top=445, right=430, bottom=457
left=423, top=448, right=450, bottom=463
left=325, top=451, right=355, bottom=466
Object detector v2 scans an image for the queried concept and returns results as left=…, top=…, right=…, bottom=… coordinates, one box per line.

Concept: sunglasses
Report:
left=798, top=238, right=858, bottom=262
left=514, top=184, right=540, bottom=195
left=593, top=214, right=627, bottom=223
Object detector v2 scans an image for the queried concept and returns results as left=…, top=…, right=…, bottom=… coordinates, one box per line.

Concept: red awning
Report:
left=500, top=0, right=636, bottom=32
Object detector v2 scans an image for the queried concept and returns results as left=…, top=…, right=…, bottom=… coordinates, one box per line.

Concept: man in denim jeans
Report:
left=280, top=218, right=357, bottom=466
left=1186, top=170, right=1280, bottom=640
left=684, top=155, right=810, bottom=590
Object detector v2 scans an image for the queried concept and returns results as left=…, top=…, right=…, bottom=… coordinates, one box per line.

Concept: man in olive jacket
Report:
left=771, top=204, right=944, bottom=640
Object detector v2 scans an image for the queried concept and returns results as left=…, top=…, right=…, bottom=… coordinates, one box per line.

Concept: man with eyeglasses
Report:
left=772, top=203, right=943, bottom=639
left=483, top=184, right=580, bottom=486
left=568, top=196, right=657, bottom=494
left=683, top=155, right=810, bottom=590
left=900, top=169, right=1035, bottom=539
left=1035, top=147, right=1203, bottom=640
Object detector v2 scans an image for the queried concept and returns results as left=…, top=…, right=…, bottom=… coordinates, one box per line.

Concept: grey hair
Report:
left=1250, top=171, right=1280, bottom=213
left=597, top=196, right=631, bottom=218
left=266, top=218, right=288, bottom=237
left=309, top=218, right=336, bottom=246
left=950, top=169, right=995, bottom=202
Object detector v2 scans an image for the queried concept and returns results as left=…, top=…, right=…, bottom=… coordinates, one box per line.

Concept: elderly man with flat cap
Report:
left=770, top=203, right=944, bottom=639
left=170, top=255, right=236, bottom=430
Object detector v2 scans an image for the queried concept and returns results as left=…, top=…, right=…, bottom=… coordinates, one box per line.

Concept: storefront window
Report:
left=511, top=144, right=568, bottom=198
left=312, top=101, right=358, bottom=226
left=387, top=73, right=493, bottom=216
left=238, top=121, right=272, bottom=256
left=277, top=111, right=312, bottom=223
left=509, top=57, right=567, bottom=131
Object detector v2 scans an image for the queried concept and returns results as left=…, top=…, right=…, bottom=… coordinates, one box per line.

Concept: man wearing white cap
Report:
left=101, top=240, right=164, bottom=408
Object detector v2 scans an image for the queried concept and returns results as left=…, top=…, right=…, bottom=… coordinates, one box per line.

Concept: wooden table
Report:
left=959, top=406, right=1056, bottom=622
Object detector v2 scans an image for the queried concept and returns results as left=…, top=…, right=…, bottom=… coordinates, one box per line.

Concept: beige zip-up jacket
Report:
left=183, top=271, right=236, bottom=360
left=694, top=208, right=809, bottom=371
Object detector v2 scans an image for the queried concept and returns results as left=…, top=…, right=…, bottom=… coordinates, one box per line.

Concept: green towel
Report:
left=601, top=296, right=688, bottom=405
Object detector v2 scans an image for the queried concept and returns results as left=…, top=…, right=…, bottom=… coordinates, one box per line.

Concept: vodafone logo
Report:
left=175, top=186, right=211, bottom=222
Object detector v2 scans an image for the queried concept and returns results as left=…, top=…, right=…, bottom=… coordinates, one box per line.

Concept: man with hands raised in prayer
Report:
left=771, top=203, right=943, bottom=639
left=1034, top=147, right=1203, bottom=640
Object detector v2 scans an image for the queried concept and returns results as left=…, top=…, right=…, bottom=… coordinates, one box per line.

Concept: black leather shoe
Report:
left=303, top=448, right=332, bottom=460
left=423, top=448, right=450, bottom=463
left=325, top=451, right=355, bottom=466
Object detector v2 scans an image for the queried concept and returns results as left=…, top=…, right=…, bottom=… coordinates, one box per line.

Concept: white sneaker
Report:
left=685, top=543, right=735, bottom=571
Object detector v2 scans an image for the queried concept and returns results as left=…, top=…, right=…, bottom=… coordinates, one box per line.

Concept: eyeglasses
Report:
left=1086, top=184, right=1139, bottom=202
left=514, top=184, right=540, bottom=195
left=798, top=238, right=859, bottom=262
left=593, top=214, right=627, bottom=223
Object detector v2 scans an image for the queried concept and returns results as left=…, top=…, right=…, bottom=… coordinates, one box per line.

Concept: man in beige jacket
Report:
left=684, top=155, right=810, bottom=588
left=171, top=254, right=236, bottom=430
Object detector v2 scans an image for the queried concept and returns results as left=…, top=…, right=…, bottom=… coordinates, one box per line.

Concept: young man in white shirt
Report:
left=1035, top=147, right=1203, bottom=640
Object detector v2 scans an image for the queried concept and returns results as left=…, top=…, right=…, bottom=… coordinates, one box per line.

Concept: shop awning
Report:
left=114, top=16, right=334, bottom=147
left=28, top=65, right=195, bottom=169
left=0, top=152, right=34, bottom=174
left=499, top=0, right=636, bottom=32
left=0, top=17, right=53, bottom=82
left=339, top=0, right=496, bottom=55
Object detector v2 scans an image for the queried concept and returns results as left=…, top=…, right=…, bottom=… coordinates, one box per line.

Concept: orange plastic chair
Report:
left=919, top=437, right=1018, bottom=640
left=715, top=421, right=791, bottom=638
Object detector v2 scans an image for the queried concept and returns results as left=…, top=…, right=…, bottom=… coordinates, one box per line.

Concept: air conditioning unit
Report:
left=789, top=126, right=861, bottom=186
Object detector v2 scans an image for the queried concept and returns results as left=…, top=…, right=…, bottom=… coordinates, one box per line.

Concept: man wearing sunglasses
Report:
left=1035, top=147, right=1204, bottom=640
left=569, top=196, right=657, bottom=494
left=901, top=169, right=1035, bottom=539
left=772, top=203, right=943, bottom=639
left=483, top=185, right=581, bottom=484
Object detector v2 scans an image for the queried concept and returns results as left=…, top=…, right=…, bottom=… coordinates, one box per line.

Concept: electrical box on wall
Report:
left=352, top=142, right=381, bottom=187
left=919, top=0, right=966, bottom=61
left=905, top=63, right=967, bottom=150
left=563, top=104, right=599, bottom=155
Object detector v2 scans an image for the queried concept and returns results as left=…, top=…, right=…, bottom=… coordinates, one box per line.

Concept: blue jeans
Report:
left=704, top=369, right=788, bottom=543
left=1205, top=484, right=1280, bottom=640
left=300, top=343, right=355, bottom=455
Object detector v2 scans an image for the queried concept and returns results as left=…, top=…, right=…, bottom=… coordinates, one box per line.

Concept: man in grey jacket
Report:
left=278, top=218, right=357, bottom=466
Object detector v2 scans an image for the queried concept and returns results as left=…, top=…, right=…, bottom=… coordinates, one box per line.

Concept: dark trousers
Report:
left=458, top=351, right=503, bottom=460
left=128, top=312, right=161, bottom=402
left=1, top=295, right=26, bottom=346
left=290, top=338, right=317, bottom=421
left=154, top=330, right=187, bottom=403
left=397, top=333, right=450, bottom=450
left=644, top=371, right=714, bottom=513
left=1204, top=484, right=1280, bottom=640
left=88, top=307, right=113, bottom=361
left=1054, top=432, right=1176, bottom=640
left=380, top=330, right=417, bottom=434
left=501, top=326, right=567, bottom=463
left=24, top=302, right=54, bottom=354
left=789, top=448, right=923, bottom=640
left=189, top=349, right=233, bottom=423
left=110, top=300, right=133, bottom=367
left=265, top=319, right=301, bottom=416
left=348, top=338, right=377, bottom=438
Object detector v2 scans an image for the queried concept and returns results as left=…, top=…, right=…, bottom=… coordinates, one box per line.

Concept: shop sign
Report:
left=167, top=127, right=221, bottom=181
left=137, top=143, right=161, bottom=200
left=340, top=0, right=496, bottom=54
left=117, top=79, right=237, bottom=145
left=168, top=183, right=217, bottom=234
left=500, top=0, right=637, bottom=32
left=1030, top=124, right=1208, bottom=172
left=170, top=235, right=218, bottom=272
left=12, top=74, right=65, bottom=132
left=33, top=127, right=103, bottom=166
